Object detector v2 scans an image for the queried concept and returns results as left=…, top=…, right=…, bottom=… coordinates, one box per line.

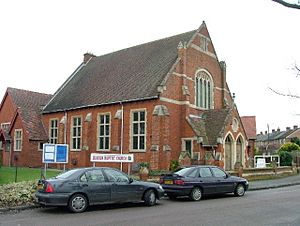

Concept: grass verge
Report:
left=0, top=167, right=61, bottom=185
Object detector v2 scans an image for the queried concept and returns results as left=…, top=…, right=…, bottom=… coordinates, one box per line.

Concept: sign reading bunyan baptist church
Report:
left=90, top=153, right=134, bottom=163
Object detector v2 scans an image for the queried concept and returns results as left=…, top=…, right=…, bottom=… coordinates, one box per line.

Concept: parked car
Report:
left=36, top=167, right=164, bottom=213
left=160, top=165, right=248, bottom=201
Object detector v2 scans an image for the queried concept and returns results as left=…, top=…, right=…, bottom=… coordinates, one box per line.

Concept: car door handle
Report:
left=82, top=184, right=88, bottom=187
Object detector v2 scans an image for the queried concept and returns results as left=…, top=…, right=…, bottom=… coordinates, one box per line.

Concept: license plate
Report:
left=37, top=184, right=44, bottom=190
left=164, top=180, right=173, bottom=185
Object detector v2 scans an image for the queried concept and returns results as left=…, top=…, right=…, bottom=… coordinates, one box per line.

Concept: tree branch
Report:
left=268, top=87, right=300, bottom=98
left=272, top=0, right=300, bottom=9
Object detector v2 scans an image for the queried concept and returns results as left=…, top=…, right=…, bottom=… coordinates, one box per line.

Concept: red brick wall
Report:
left=0, top=93, right=17, bottom=166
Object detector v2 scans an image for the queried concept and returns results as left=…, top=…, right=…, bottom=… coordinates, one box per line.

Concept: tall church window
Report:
left=49, top=119, right=58, bottom=144
left=71, top=116, right=82, bottom=150
left=195, top=71, right=213, bottom=109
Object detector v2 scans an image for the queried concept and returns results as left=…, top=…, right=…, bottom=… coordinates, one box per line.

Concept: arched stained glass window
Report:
left=195, top=71, right=213, bottom=109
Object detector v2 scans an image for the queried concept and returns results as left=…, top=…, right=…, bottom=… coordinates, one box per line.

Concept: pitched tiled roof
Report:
left=7, top=88, right=52, bottom=141
left=187, top=108, right=231, bottom=146
left=256, top=128, right=298, bottom=142
left=241, top=116, right=257, bottom=139
left=43, top=30, right=196, bottom=113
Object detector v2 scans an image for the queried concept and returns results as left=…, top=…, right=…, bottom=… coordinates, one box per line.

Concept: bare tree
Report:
left=269, top=65, right=300, bottom=98
left=272, top=0, right=300, bottom=9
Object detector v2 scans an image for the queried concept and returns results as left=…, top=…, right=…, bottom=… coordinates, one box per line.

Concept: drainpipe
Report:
left=64, top=112, right=68, bottom=144
left=120, top=102, right=124, bottom=171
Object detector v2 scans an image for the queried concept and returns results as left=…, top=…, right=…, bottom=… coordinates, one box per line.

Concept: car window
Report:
left=199, top=168, right=213, bottom=177
left=104, top=169, right=129, bottom=183
left=186, top=169, right=198, bottom=178
left=55, top=169, right=78, bottom=179
left=80, top=173, right=88, bottom=182
left=85, top=169, right=106, bottom=182
left=211, top=167, right=227, bottom=178
left=174, top=167, right=194, bottom=176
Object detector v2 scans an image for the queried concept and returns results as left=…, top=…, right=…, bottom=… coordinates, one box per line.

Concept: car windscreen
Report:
left=55, top=169, right=79, bottom=179
left=174, top=167, right=194, bottom=176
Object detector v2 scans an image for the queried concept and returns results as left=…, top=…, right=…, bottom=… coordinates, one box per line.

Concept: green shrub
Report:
left=278, top=142, right=300, bottom=153
left=278, top=151, right=293, bottom=166
left=169, top=160, right=180, bottom=171
left=149, top=169, right=170, bottom=176
left=0, top=180, right=37, bottom=208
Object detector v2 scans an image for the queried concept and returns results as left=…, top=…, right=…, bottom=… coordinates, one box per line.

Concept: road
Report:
left=1, top=185, right=300, bottom=226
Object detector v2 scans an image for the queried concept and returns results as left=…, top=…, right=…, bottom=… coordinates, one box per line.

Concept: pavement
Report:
left=248, top=172, right=300, bottom=190
left=1, top=173, right=300, bottom=213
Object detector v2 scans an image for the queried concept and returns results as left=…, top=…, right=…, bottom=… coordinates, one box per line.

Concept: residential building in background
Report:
left=256, top=126, right=300, bottom=154
left=0, top=88, right=52, bottom=167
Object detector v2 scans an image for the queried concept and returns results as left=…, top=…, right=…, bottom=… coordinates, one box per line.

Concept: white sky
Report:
left=1, top=0, right=300, bottom=133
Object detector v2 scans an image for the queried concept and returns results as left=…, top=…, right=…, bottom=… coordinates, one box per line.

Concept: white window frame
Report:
left=71, top=116, right=82, bottom=151
left=38, top=142, right=44, bottom=151
left=1, top=122, right=10, bottom=132
left=49, top=118, right=58, bottom=144
left=181, top=138, right=194, bottom=158
left=130, top=109, right=147, bottom=152
left=14, top=129, right=22, bottom=152
left=97, top=113, right=111, bottom=151
left=195, top=70, right=213, bottom=109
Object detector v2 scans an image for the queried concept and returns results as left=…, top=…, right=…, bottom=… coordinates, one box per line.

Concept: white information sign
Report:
left=256, top=158, right=266, bottom=168
left=90, top=153, right=134, bottom=163
left=43, top=143, right=69, bottom=163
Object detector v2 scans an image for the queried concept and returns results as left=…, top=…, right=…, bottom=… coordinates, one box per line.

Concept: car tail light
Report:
left=45, top=183, right=54, bottom=193
left=159, top=178, right=164, bottom=184
left=174, top=179, right=185, bottom=185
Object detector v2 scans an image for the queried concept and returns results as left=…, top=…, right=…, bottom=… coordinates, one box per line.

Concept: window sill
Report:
left=129, top=150, right=146, bottom=153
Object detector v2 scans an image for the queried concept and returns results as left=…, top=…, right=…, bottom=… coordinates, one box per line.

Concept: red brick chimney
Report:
left=83, top=52, right=96, bottom=64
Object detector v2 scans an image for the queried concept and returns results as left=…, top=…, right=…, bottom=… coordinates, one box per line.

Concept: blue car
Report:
left=36, top=167, right=164, bottom=213
left=160, top=165, right=248, bottom=201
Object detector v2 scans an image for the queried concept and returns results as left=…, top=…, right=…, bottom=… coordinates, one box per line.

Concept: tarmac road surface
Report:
left=1, top=185, right=300, bottom=226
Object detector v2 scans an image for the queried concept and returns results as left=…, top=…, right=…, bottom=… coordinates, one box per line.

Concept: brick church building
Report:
left=1, top=22, right=249, bottom=171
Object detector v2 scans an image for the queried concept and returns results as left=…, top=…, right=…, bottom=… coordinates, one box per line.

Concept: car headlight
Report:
left=158, top=185, right=163, bottom=190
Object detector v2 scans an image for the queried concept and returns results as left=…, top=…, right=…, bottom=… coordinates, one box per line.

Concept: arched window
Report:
left=195, top=71, right=213, bottom=109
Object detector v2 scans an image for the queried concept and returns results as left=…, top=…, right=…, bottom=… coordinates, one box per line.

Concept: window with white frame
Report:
left=49, top=119, right=58, bottom=144
left=195, top=71, right=213, bottom=109
left=71, top=116, right=82, bottom=150
left=98, top=113, right=110, bottom=151
left=38, top=142, right=44, bottom=151
left=183, top=139, right=193, bottom=157
left=1, top=123, right=10, bottom=132
left=14, top=129, right=22, bottom=151
left=131, top=110, right=146, bottom=151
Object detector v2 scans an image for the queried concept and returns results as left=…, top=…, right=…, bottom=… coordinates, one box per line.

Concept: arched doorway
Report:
left=236, top=136, right=243, bottom=164
left=225, top=135, right=233, bottom=170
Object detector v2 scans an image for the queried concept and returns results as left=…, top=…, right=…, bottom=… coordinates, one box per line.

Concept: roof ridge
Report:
left=7, top=87, right=52, bottom=96
left=94, top=29, right=197, bottom=59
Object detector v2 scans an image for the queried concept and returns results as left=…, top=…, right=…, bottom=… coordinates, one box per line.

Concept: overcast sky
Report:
left=1, top=0, right=300, bottom=133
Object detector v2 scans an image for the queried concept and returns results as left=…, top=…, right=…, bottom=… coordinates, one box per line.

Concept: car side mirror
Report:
left=225, top=173, right=230, bottom=179
left=129, top=178, right=134, bottom=184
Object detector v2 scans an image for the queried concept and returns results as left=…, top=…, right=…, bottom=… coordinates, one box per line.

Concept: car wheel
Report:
left=68, top=194, right=88, bottom=213
left=144, top=190, right=156, bottom=206
left=189, top=187, right=202, bottom=201
left=234, top=184, right=245, bottom=197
